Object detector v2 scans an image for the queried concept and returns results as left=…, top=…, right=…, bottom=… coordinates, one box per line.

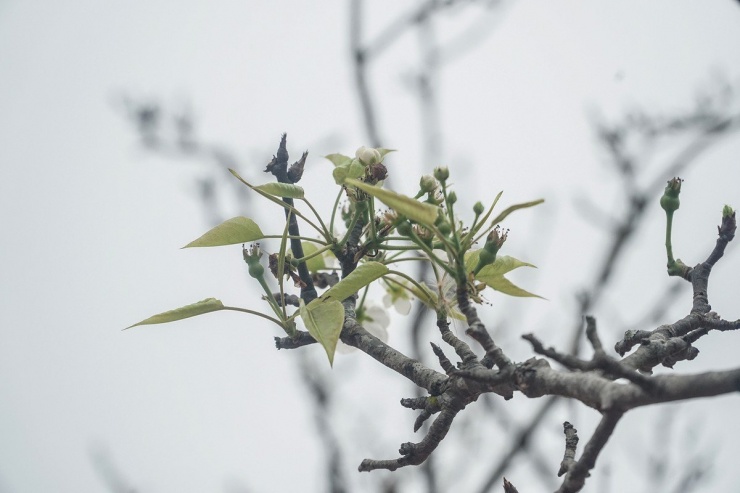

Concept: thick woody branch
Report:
left=341, top=305, right=448, bottom=395
left=523, top=319, right=654, bottom=390
left=515, top=357, right=740, bottom=412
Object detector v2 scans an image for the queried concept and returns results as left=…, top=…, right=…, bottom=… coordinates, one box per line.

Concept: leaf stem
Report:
left=222, top=306, right=285, bottom=328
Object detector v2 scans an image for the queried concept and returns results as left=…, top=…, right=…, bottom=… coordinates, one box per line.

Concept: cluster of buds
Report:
left=356, top=146, right=387, bottom=185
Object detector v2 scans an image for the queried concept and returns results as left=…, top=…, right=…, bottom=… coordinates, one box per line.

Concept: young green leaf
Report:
left=324, top=153, right=353, bottom=167
left=376, top=148, right=396, bottom=159
left=321, top=261, right=389, bottom=302
left=254, top=182, right=304, bottom=199
left=295, top=242, right=327, bottom=273
left=478, top=256, right=536, bottom=277
left=344, top=178, right=439, bottom=226
left=488, top=199, right=545, bottom=226
left=467, top=253, right=536, bottom=277
left=125, top=298, right=225, bottom=329
left=229, top=168, right=298, bottom=210
left=254, top=182, right=305, bottom=199
left=300, top=298, right=345, bottom=366
left=183, top=217, right=264, bottom=248
left=332, top=166, right=349, bottom=185
left=481, top=276, right=544, bottom=299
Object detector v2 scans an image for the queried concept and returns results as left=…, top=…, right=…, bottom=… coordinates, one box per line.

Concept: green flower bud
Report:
left=396, top=220, right=413, bottom=236
left=447, top=191, right=457, bottom=205
left=437, top=221, right=451, bottom=236
left=660, top=177, right=682, bottom=213
left=474, top=227, right=508, bottom=275
left=243, top=244, right=265, bottom=279
left=419, top=174, right=438, bottom=193
left=433, top=166, right=449, bottom=182
left=473, top=201, right=485, bottom=215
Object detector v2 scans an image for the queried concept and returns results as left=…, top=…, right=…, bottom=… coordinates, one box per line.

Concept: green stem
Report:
left=337, top=204, right=364, bottom=248
left=255, top=276, right=285, bottom=322
left=357, top=285, right=370, bottom=313
left=300, top=197, right=332, bottom=242
left=329, top=188, right=344, bottom=238
left=665, top=210, right=675, bottom=267
left=262, top=235, right=329, bottom=246
left=404, top=228, right=456, bottom=276
left=294, top=242, right=335, bottom=263
left=386, top=270, right=436, bottom=305
left=223, top=306, right=285, bottom=328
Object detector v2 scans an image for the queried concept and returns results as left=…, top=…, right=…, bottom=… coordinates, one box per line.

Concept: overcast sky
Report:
left=1, top=1, right=740, bottom=492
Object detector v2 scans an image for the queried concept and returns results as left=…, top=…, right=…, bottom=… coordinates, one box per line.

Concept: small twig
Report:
left=557, top=422, right=579, bottom=477
left=556, top=411, right=623, bottom=493
left=503, top=477, right=520, bottom=493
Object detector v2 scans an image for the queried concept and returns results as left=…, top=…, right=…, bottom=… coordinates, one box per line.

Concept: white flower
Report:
left=382, top=279, right=413, bottom=315
left=383, top=291, right=411, bottom=315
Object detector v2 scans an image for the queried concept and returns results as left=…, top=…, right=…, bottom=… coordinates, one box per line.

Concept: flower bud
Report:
left=660, top=177, right=682, bottom=214
left=433, top=166, right=449, bottom=182
left=243, top=244, right=265, bottom=279
left=419, top=174, right=438, bottom=193
left=447, top=191, right=457, bottom=205
left=473, top=227, right=508, bottom=275
left=473, top=201, right=485, bottom=215
left=355, top=146, right=382, bottom=165
left=437, top=221, right=451, bottom=236
left=396, top=220, right=413, bottom=236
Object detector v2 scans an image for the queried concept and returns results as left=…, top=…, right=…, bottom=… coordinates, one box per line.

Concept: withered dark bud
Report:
left=268, top=252, right=306, bottom=288
left=287, top=151, right=308, bottom=183
left=366, top=162, right=388, bottom=184
left=268, top=253, right=280, bottom=279
left=313, top=271, right=339, bottom=289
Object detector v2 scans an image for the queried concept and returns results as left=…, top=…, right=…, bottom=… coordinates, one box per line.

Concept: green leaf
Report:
left=254, top=182, right=305, bottom=199
left=468, top=254, right=536, bottom=277
left=377, top=148, right=396, bottom=159
left=183, top=217, right=264, bottom=248
left=489, top=199, right=545, bottom=226
left=332, top=166, right=348, bottom=185
left=483, top=276, right=544, bottom=299
left=125, top=298, right=225, bottom=329
left=465, top=249, right=482, bottom=274
left=229, top=169, right=298, bottom=211
left=344, top=178, right=439, bottom=226
left=321, top=261, right=389, bottom=302
left=300, top=298, right=345, bottom=366
left=324, top=153, right=353, bottom=167
left=347, top=161, right=366, bottom=179
left=296, top=242, right=326, bottom=273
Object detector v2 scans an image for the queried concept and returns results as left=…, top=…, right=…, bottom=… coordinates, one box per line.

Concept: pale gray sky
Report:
left=1, top=1, right=740, bottom=492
